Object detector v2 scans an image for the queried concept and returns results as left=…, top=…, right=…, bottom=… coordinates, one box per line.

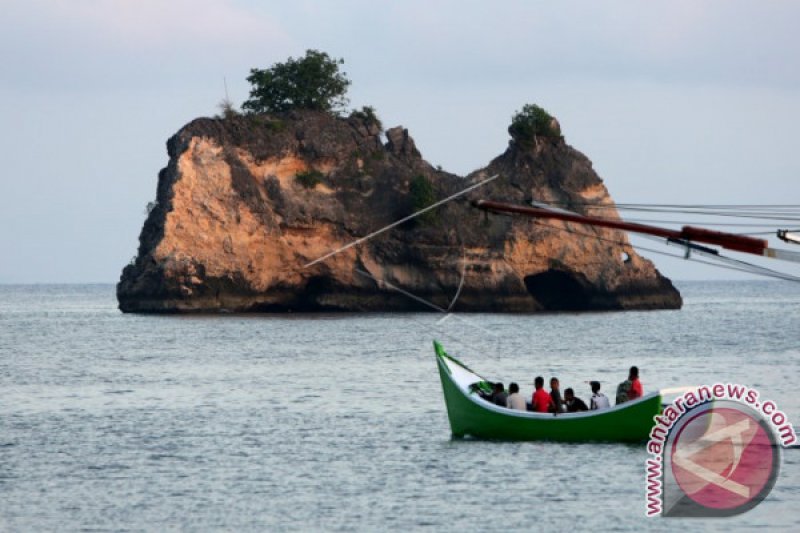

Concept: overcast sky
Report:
left=1, top=0, right=799, bottom=283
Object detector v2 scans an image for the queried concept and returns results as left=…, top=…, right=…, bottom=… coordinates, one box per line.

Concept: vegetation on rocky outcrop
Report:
left=242, top=50, right=351, bottom=114
left=508, top=103, right=562, bottom=146
left=295, top=169, right=324, bottom=189
left=409, top=174, right=437, bottom=225
left=348, top=106, right=382, bottom=131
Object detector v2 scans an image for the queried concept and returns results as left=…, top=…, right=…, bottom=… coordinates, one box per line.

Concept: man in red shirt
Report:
left=628, top=366, right=643, bottom=400
left=531, top=376, right=551, bottom=413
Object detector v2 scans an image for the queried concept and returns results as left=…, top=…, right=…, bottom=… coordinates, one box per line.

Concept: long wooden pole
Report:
left=473, top=199, right=769, bottom=256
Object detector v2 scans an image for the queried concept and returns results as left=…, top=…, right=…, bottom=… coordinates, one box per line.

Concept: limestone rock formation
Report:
left=117, top=110, right=682, bottom=312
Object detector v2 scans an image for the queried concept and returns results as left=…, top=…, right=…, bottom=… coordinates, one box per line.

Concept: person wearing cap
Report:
left=531, top=376, right=551, bottom=413
left=589, top=381, right=610, bottom=410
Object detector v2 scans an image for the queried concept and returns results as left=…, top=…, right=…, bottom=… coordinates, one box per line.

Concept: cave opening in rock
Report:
left=296, top=275, right=337, bottom=311
left=524, top=270, right=592, bottom=311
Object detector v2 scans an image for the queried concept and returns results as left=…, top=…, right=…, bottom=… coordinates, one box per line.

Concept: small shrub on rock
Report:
left=409, top=174, right=437, bottom=224
left=216, top=98, right=240, bottom=120
left=349, top=105, right=383, bottom=130
left=508, top=104, right=561, bottom=146
left=295, top=170, right=324, bottom=189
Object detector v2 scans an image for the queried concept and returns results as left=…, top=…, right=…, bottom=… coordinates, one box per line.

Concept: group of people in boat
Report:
left=476, top=366, right=642, bottom=414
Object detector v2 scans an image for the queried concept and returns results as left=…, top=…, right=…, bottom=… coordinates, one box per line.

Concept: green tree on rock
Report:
left=243, top=50, right=351, bottom=114
left=508, top=104, right=561, bottom=146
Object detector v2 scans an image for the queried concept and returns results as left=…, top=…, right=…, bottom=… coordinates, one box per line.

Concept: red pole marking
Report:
left=680, top=226, right=766, bottom=255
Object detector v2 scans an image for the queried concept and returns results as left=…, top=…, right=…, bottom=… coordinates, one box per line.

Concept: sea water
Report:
left=1, top=281, right=798, bottom=531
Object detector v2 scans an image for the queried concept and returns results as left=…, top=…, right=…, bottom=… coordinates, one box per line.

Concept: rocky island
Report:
left=117, top=51, right=681, bottom=313
left=117, top=110, right=681, bottom=313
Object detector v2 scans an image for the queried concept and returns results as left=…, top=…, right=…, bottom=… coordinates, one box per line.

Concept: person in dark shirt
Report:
left=549, top=377, right=565, bottom=413
left=564, top=388, right=589, bottom=412
left=472, top=382, right=493, bottom=402
left=489, top=382, right=508, bottom=407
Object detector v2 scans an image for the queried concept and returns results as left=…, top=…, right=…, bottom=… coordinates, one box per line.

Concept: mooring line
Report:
left=353, top=268, right=500, bottom=338
left=303, top=174, right=500, bottom=268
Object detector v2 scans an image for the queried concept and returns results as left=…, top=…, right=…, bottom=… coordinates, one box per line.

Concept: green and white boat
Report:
left=435, top=340, right=662, bottom=442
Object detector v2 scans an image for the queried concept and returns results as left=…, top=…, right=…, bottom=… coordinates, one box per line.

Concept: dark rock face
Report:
left=385, top=126, right=420, bottom=157
left=117, top=110, right=682, bottom=313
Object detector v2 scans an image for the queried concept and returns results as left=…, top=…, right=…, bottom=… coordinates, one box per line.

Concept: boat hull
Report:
left=436, top=341, right=661, bottom=442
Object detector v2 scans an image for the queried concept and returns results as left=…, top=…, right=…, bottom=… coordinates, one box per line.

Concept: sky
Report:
left=1, top=0, right=799, bottom=283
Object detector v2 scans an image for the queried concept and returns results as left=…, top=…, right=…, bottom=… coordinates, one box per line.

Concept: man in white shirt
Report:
left=589, top=381, right=610, bottom=410
left=506, top=382, right=527, bottom=410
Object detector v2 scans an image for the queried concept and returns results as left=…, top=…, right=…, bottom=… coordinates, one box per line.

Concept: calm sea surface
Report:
left=1, top=281, right=798, bottom=531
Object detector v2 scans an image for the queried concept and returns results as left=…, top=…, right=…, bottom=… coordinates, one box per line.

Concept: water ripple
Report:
left=0, top=282, right=798, bottom=530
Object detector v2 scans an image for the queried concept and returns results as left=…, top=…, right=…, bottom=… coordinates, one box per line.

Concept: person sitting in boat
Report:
left=615, top=379, right=631, bottom=404
left=506, top=382, right=527, bottom=410
left=564, top=388, right=588, bottom=412
left=589, top=381, right=610, bottom=410
left=470, top=382, right=492, bottom=401
left=628, top=366, right=643, bottom=400
left=471, top=382, right=496, bottom=402
left=489, top=382, right=508, bottom=407
left=615, top=367, right=643, bottom=405
left=549, top=377, right=565, bottom=413
left=530, top=376, right=551, bottom=413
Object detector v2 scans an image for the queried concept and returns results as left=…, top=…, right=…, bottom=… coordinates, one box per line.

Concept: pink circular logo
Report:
left=670, top=406, right=778, bottom=513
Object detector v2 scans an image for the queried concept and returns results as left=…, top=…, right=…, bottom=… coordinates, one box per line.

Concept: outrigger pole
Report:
left=778, top=230, right=800, bottom=246
left=473, top=199, right=800, bottom=264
